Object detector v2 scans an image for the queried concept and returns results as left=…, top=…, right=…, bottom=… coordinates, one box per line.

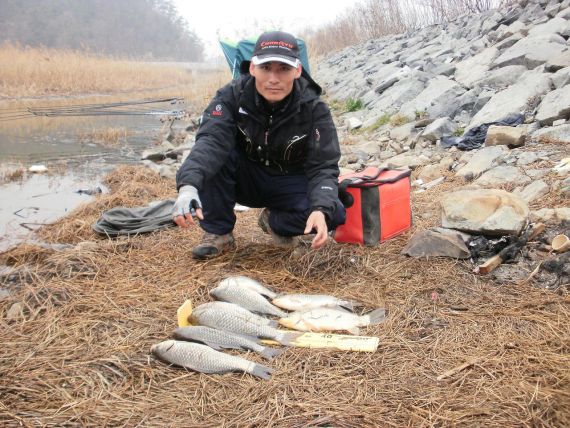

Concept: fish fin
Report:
left=260, top=346, right=284, bottom=360
left=339, top=300, right=363, bottom=312
left=250, top=363, right=274, bottom=380
left=267, top=319, right=279, bottom=328
left=347, top=327, right=361, bottom=335
left=277, top=331, right=302, bottom=346
left=367, top=308, right=387, bottom=325
left=334, top=306, right=355, bottom=314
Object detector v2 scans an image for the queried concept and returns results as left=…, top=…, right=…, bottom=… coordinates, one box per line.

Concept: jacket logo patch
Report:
left=238, top=107, right=248, bottom=115
left=212, top=104, right=223, bottom=116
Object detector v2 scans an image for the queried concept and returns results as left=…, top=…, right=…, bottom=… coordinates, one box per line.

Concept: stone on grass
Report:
left=485, top=125, right=527, bottom=147
left=441, top=189, right=529, bottom=236
left=401, top=228, right=471, bottom=259
left=514, top=180, right=550, bottom=202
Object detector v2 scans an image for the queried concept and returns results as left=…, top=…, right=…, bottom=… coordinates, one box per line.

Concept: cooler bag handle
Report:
left=338, top=168, right=411, bottom=208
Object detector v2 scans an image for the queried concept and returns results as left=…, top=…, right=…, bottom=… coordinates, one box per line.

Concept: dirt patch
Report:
left=0, top=166, right=568, bottom=427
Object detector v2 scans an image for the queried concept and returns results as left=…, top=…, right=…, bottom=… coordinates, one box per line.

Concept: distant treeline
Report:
left=0, top=0, right=203, bottom=61
left=303, top=0, right=516, bottom=57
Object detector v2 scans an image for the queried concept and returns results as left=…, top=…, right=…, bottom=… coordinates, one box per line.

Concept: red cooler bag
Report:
left=334, top=167, right=412, bottom=246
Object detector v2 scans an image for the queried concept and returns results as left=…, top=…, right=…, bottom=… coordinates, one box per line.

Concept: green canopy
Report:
left=219, top=36, right=311, bottom=79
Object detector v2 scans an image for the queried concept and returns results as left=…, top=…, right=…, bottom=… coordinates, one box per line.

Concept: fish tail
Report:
left=339, top=300, right=363, bottom=312
left=276, top=331, right=302, bottom=346
left=250, top=363, right=274, bottom=380
left=260, top=346, right=284, bottom=360
left=366, top=308, right=387, bottom=325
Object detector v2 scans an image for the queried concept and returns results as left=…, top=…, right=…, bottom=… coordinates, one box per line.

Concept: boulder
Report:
left=527, top=17, right=569, bottom=37
left=474, top=165, right=531, bottom=186
left=514, top=180, right=550, bottom=202
left=399, top=76, right=466, bottom=119
left=530, top=207, right=570, bottom=224
left=535, top=85, right=570, bottom=126
left=422, top=117, right=458, bottom=142
left=545, top=50, right=570, bottom=72
left=516, top=151, right=540, bottom=166
left=141, top=149, right=167, bottom=162
left=552, top=66, right=570, bottom=89
left=418, top=163, right=444, bottom=182
left=441, top=189, right=529, bottom=236
left=484, top=125, right=527, bottom=147
left=492, top=35, right=567, bottom=69
left=382, top=153, right=426, bottom=169
left=389, top=122, right=415, bottom=141
left=469, top=70, right=551, bottom=129
left=456, top=146, right=508, bottom=179
left=455, top=47, right=499, bottom=88
left=347, top=117, right=364, bottom=130
left=401, top=228, right=471, bottom=259
left=368, top=78, right=427, bottom=114
left=532, top=124, right=570, bottom=143
left=472, top=65, right=527, bottom=90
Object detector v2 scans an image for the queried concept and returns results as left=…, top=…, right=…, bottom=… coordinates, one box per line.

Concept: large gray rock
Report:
left=469, top=70, right=551, bottom=129
left=474, top=165, right=531, bottom=186
left=472, top=65, right=527, bottom=90
left=455, top=47, right=499, bottom=88
left=367, top=78, right=427, bottom=115
left=389, top=122, right=415, bottom=141
left=382, top=153, right=427, bottom=169
left=399, top=77, right=466, bottom=119
left=456, top=146, right=508, bottom=179
left=535, top=85, right=570, bottom=126
left=530, top=207, right=570, bottom=224
left=514, top=180, right=550, bottom=202
left=492, top=35, right=567, bottom=69
left=484, top=125, right=527, bottom=147
left=441, top=189, right=529, bottom=236
left=401, top=228, right=471, bottom=259
left=528, top=17, right=569, bottom=37
left=422, top=117, right=458, bottom=142
left=532, top=124, right=570, bottom=143
left=552, top=66, right=570, bottom=89
left=545, top=50, right=570, bottom=72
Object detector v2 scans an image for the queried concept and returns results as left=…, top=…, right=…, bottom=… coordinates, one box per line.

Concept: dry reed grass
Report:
left=0, top=43, right=228, bottom=102
left=303, top=0, right=516, bottom=56
left=78, top=127, right=131, bottom=147
left=1, top=165, right=569, bottom=426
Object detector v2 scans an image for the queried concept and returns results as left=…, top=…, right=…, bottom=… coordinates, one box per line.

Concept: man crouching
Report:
left=173, top=31, right=345, bottom=259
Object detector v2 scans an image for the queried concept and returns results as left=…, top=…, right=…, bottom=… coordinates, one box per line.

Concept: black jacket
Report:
left=176, top=72, right=341, bottom=219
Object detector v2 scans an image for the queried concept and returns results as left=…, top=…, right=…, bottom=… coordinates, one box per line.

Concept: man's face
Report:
left=249, top=61, right=302, bottom=103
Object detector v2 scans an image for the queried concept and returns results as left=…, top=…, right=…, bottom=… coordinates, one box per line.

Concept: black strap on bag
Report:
left=338, top=168, right=411, bottom=208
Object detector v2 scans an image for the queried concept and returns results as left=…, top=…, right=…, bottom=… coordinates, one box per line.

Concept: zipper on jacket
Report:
left=264, top=115, right=272, bottom=166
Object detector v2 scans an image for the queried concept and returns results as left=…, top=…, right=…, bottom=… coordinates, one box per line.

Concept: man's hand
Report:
left=173, top=185, right=204, bottom=228
left=304, top=211, right=328, bottom=249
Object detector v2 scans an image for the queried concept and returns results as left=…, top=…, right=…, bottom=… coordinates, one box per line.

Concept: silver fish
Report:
left=173, top=326, right=283, bottom=360
left=151, top=340, right=273, bottom=380
left=279, top=307, right=386, bottom=335
left=211, top=281, right=287, bottom=317
left=272, top=294, right=362, bottom=312
left=190, top=302, right=300, bottom=345
left=218, top=276, right=277, bottom=299
left=193, top=302, right=277, bottom=327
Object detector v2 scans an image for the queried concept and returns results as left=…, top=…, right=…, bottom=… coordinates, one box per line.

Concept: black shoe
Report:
left=192, top=232, right=235, bottom=259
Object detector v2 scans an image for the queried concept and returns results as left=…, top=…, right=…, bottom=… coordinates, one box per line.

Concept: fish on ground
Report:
left=218, top=276, right=277, bottom=299
left=279, top=307, right=386, bottom=335
left=211, top=281, right=287, bottom=318
left=193, top=302, right=278, bottom=327
left=272, top=294, right=362, bottom=312
left=151, top=340, right=273, bottom=380
left=173, top=326, right=283, bottom=360
left=190, top=302, right=300, bottom=345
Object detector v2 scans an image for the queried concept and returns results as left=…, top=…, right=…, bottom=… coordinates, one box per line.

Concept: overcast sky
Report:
left=173, top=0, right=364, bottom=60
